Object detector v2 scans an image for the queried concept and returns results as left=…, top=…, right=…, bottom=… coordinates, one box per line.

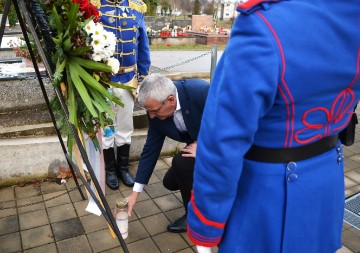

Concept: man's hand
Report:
left=127, top=191, right=140, bottom=217
left=181, top=141, right=197, bottom=158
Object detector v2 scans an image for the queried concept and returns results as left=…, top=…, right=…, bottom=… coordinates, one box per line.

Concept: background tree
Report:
left=145, top=0, right=157, bottom=16
left=204, top=0, right=215, bottom=15
left=193, top=0, right=201, bottom=15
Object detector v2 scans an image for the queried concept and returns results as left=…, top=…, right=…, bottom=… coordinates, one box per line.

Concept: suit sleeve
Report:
left=135, top=117, right=165, bottom=184
left=187, top=12, right=280, bottom=246
left=137, top=14, right=151, bottom=80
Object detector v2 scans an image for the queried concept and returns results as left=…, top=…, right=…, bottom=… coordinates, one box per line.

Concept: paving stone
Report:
left=80, top=213, right=108, bottom=233
left=14, top=184, right=42, bottom=199
left=121, top=188, right=150, bottom=202
left=68, top=185, right=87, bottom=203
left=128, top=162, right=138, bottom=177
left=144, top=182, right=171, bottom=199
left=0, top=187, right=15, bottom=202
left=153, top=194, right=183, bottom=212
left=133, top=199, right=161, bottom=218
left=0, top=200, right=16, bottom=218
left=23, top=243, right=57, bottom=253
left=105, top=192, right=123, bottom=209
left=152, top=232, right=189, bottom=253
left=87, top=228, right=121, bottom=253
left=99, top=247, right=125, bottom=253
left=181, top=232, right=194, bottom=247
left=51, top=217, right=85, bottom=241
left=73, top=200, right=90, bottom=217
left=0, top=215, right=18, bottom=236
left=154, top=168, right=169, bottom=181
left=44, top=190, right=71, bottom=208
left=176, top=248, right=196, bottom=253
left=148, top=172, right=161, bottom=184
left=141, top=213, right=170, bottom=236
left=17, top=195, right=45, bottom=214
left=174, top=191, right=183, bottom=203
left=344, top=177, right=357, bottom=189
left=21, top=225, right=54, bottom=250
left=47, top=203, right=77, bottom=223
left=348, top=156, right=360, bottom=169
left=126, top=219, right=150, bottom=244
left=41, top=181, right=66, bottom=194
left=342, top=230, right=360, bottom=253
left=0, top=232, right=22, bottom=253
left=57, top=235, right=92, bottom=253
left=345, top=170, right=360, bottom=183
left=19, top=209, right=49, bottom=230
left=126, top=237, right=161, bottom=253
left=345, top=189, right=355, bottom=198
left=348, top=185, right=360, bottom=194
left=164, top=208, right=186, bottom=223
left=154, top=159, right=171, bottom=171
left=336, top=246, right=355, bottom=253
left=343, top=148, right=356, bottom=158
left=162, top=157, right=173, bottom=167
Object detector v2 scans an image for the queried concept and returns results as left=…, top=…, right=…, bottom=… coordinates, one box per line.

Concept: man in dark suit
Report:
left=126, top=73, right=210, bottom=233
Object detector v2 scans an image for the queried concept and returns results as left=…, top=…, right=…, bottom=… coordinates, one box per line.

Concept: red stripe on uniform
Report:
left=190, top=191, right=226, bottom=229
left=237, top=0, right=263, bottom=9
left=187, top=225, right=222, bottom=247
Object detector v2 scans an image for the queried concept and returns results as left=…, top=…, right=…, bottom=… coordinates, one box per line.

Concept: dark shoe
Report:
left=106, top=170, right=119, bottom=190
left=167, top=215, right=187, bottom=233
left=119, top=170, right=135, bottom=187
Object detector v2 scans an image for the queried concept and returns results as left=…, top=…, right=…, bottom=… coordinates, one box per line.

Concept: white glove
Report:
left=196, top=245, right=213, bottom=253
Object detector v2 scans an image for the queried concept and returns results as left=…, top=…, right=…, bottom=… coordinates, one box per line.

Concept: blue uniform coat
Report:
left=135, top=79, right=210, bottom=184
left=187, top=0, right=360, bottom=252
left=99, top=0, right=150, bottom=83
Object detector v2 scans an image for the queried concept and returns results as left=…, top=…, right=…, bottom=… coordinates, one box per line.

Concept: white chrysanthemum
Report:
left=104, top=31, right=117, bottom=47
left=107, top=57, right=120, bottom=74
left=84, top=20, right=96, bottom=35
left=92, top=23, right=104, bottom=36
left=92, top=52, right=103, bottom=62
left=91, top=34, right=105, bottom=52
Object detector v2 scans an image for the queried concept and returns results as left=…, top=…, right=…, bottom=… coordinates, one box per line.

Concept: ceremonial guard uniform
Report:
left=187, top=0, right=360, bottom=252
left=95, top=0, right=150, bottom=189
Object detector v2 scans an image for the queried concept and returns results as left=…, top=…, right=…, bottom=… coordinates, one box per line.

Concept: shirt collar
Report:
left=175, top=89, right=181, bottom=112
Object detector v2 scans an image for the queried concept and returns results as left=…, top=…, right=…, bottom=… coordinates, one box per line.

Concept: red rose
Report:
left=85, top=4, right=100, bottom=22
left=73, top=0, right=90, bottom=11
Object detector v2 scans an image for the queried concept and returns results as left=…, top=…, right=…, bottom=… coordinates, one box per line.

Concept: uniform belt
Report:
left=118, top=65, right=136, bottom=74
left=244, top=134, right=339, bottom=163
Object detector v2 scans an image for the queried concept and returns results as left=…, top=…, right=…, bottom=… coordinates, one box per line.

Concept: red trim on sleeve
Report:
left=187, top=225, right=222, bottom=247
left=190, top=191, right=226, bottom=229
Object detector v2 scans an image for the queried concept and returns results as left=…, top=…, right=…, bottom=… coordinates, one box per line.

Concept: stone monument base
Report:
left=187, top=32, right=230, bottom=45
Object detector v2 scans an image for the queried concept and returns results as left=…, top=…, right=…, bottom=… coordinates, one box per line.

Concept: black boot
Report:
left=103, top=148, right=119, bottom=190
left=117, top=144, right=135, bottom=187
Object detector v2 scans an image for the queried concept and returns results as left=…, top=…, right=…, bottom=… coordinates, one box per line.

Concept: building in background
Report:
left=216, top=0, right=244, bottom=21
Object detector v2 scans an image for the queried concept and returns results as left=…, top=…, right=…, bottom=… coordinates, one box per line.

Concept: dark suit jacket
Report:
left=135, top=79, right=210, bottom=184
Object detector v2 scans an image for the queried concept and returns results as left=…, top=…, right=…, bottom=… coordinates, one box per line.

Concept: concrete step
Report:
left=0, top=128, right=181, bottom=187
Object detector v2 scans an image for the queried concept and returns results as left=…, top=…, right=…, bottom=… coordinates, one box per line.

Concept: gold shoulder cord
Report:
left=90, top=0, right=101, bottom=8
left=129, top=0, right=147, bottom=14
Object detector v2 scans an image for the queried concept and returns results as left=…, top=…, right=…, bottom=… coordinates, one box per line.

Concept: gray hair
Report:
left=137, top=73, right=177, bottom=107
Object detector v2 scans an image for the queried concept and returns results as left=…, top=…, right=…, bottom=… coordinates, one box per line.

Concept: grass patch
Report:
left=150, top=44, right=226, bottom=51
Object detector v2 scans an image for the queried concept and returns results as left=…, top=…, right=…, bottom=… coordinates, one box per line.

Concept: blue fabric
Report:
left=135, top=79, right=210, bottom=184
left=187, top=0, right=360, bottom=252
left=99, top=0, right=150, bottom=83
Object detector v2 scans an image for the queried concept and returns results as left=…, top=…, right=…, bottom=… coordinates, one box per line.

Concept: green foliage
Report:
left=0, top=0, right=17, bottom=26
left=204, top=0, right=215, bottom=16
left=193, top=0, right=201, bottom=15
left=145, top=0, right=157, bottom=16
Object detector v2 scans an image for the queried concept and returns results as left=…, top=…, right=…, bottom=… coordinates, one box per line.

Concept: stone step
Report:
left=0, top=128, right=181, bottom=187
